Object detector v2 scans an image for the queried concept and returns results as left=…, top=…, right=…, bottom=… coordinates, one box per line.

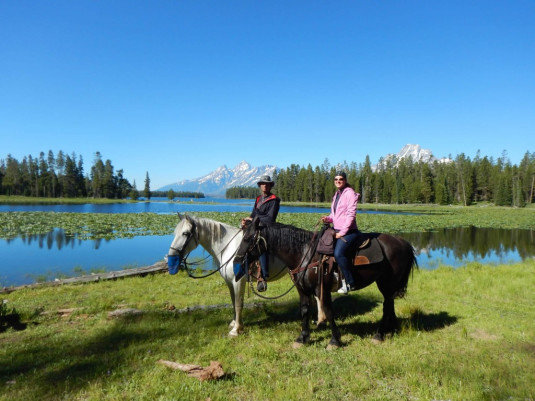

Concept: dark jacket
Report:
left=250, top=194, right=280, bottom=226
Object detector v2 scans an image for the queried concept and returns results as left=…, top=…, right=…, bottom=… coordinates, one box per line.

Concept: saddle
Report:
left=352, top=234, right=384, bottom=266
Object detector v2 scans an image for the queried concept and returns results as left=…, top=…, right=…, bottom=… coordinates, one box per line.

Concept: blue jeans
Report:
left=334, top=230, right=359, bottom=287
left=259, top=252, right=269, bottom=279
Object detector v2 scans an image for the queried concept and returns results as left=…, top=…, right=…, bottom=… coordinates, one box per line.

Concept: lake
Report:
left=1, top=198, right=533, bottom=287
left=1, top=224, right=533, bottom=287
left=0, top=197, right=416, bottom=215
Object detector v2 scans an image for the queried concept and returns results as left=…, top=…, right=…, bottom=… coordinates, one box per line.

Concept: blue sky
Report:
left=1, top=1, right=533, bottom=190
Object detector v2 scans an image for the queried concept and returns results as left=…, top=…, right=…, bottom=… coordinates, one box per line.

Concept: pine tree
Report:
left=130, top=180, right=139, bottom=200
left=144, top=172, right=151, bottom=200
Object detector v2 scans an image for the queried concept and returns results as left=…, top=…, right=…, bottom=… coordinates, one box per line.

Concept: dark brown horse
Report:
left=233, top=218, right=418, bottom=348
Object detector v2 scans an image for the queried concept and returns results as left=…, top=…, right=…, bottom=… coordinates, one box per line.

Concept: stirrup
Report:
left=257, top=280, right=267, bottom=292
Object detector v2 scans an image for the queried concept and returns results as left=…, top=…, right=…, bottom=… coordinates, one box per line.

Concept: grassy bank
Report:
left=1, top=260, right=534, bottom=400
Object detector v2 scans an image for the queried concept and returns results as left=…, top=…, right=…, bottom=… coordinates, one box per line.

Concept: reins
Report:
left=244, top=220, right=324, bottom=298
left=179, top=223, right=243, bottom=279
left=245, top=257, right=295, bottom=300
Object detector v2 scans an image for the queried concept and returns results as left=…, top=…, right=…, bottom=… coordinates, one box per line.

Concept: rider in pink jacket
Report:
left=322, top=171, right=361, bottom=293
left=323, top=186, right=360, bottom=236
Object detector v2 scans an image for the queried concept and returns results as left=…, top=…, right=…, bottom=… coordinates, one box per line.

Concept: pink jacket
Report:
left=324, top=186, right=360, bottom=236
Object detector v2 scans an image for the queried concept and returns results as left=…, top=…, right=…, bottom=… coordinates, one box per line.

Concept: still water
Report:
left=1, top=224, right=533, bottom=287
left=0, top=198, right=416, bottom=287
left=0, top=197, right=415, bottom=215
left=401, top=227, right=535, bottom=269
left=0, top=197, right=332, bottom=214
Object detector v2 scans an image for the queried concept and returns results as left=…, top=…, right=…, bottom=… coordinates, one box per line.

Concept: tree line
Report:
left=228, top=151, right=535, bottom=207
left=0, top=151, right=152, bottom=200
left=226, top=186, right=259, bottom=199
left=151, top=190, right=205, bottom=199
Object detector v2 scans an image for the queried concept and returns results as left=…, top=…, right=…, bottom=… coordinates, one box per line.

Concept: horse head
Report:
left=233, top=217, right=265, bottom=274
left=167, top=213, right=199, bottom=275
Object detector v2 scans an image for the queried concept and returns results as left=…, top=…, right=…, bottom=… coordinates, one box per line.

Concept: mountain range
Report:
left=373, top=144, right=451, bottom=170
left=158, top=144, right=450, bottom=195
left=158, top=161, right=277, bottom=196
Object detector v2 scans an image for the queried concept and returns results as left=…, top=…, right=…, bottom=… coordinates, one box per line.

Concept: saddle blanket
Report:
left=353, top=236, right=384, bottom=266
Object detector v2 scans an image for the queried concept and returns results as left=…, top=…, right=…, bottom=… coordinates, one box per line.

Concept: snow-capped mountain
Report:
left=373, top=144, right=451, bottom=170
left=158, top=161, right=278, bottom=196
left=159, top=146, right=450, bottom=196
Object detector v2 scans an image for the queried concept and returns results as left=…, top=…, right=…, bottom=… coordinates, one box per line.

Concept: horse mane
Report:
left=191, top=216, right=239, bottom=243
left=260, top=223, right=315, bottom=254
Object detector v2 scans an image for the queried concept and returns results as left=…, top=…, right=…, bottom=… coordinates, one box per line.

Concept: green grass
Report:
left=1, top=260, right=534, bottom=400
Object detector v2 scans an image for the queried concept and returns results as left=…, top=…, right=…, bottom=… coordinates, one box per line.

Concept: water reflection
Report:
left=401, top=227, right=535, bottom=268
left=5, top=229, right=109, bottom=250
left=2, top=226, right=533, bottom=287
left=0, top=232, right=172, bottom=287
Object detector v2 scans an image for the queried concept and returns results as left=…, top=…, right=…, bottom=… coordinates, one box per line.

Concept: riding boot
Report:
left=257, top=252, right=269, bottom=292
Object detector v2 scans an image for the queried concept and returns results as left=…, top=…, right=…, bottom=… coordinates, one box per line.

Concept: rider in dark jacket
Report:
left=241, top=175, right=280, bottom=292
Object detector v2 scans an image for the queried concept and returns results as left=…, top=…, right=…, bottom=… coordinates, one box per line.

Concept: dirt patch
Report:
left=470, top=328, right=500, bottom=341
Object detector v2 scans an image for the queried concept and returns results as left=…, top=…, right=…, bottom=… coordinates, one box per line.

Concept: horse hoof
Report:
left=229, top=320, right=236, bottom=329
left=371, top=334, right=384, bottom=344
left=292, top=341, right=304, bottom=349
left=228, top=328, right=242, bottom=337
left=317, top=321, right=327, bottom=330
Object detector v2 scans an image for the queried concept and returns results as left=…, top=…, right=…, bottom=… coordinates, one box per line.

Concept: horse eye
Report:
left=183, top=232, right=189, bottom=236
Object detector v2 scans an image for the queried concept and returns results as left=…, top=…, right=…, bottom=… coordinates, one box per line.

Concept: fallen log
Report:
left=0, top=260, right=168, bottom=294
left=157, top=360, right=225, bottom=381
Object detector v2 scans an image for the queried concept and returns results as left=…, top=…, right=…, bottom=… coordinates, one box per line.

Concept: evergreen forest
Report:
left=4, top=150, right=534, bottom=207
left=229, top=151, right=535, bottom=207
left=0, top=151, right=141, bottom=199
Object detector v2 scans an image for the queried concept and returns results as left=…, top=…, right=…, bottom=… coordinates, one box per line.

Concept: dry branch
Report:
left=157, top=360, right=225, bottom=381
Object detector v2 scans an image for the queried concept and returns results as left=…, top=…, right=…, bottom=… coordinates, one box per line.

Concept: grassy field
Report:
left=1, top=259, right=534, bottom=401
left=1, top=203, right=534, bottom=399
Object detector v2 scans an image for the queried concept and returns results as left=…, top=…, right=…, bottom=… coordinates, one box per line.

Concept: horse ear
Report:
left=177, top=212, right=183, bottom=220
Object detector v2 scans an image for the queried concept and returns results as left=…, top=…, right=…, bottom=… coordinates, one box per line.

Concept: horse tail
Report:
left=392, top=238, right=419, bottom=299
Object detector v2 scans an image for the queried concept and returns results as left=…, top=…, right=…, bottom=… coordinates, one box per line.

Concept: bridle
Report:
left=169, top=220, right=199, bottom=262
left=169, top=219, right=242, bottom=279
left=235, top=229, right=266, bottom=261
left=236, top=223, right=324, bottom=300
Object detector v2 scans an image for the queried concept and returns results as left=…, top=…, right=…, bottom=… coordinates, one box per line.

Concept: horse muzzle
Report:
left=167, top=254, right=181, bottom=275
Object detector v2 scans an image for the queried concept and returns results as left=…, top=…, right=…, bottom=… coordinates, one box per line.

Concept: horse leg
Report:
left=315, top=296, right=328, bottom=329
left=321, top=289, right=342, bottom=349
left=293, top=290, right=311, bottom=348
left=227, top=278, right=246, bottom=337
left=374, top=280, right=398, bottom=343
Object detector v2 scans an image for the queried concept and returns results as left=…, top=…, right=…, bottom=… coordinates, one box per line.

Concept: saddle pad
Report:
left=353, top=237, right=383, bottom=266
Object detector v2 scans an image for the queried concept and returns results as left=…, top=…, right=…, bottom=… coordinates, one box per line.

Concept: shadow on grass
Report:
left=247, top=293, right=380, bottom=330
left=0, top=311, right=27, bottom=333
left=401, top=310, right=458, bottom=332
left=0, top=309, right=230, bottom=400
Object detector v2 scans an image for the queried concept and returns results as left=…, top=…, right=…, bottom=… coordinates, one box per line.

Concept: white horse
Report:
left=167, top=213, right=326, bottom=337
